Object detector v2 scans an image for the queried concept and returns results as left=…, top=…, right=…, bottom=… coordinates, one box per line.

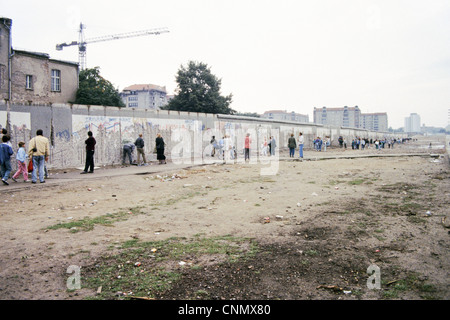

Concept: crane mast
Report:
left=56, top=23, right=169, bottom=70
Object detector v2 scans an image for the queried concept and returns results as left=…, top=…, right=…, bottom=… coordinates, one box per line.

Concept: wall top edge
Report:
left=217, top=114, right=320, bottom=126
left=0, top=101, right=397, bottom=135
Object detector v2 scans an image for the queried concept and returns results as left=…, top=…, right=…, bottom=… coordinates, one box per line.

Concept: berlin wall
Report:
left=0, top=101, right=406, bottom=170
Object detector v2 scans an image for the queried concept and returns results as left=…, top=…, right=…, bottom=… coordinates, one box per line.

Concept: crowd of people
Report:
left=210, top=134, right=280, bottom=161
left=209, top=132, right=306, bottom=161
left=116, top=132, right=167, bottom=167
left=1, top=128, right=412, bottom=187
left=0, top=129, right=168, bottom=186
left=1, top=128, right=49, bottom=185
left=337, top=136, right=405, bottom=150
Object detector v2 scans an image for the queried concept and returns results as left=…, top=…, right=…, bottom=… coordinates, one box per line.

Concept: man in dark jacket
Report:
left=134, top=133, right=147, bottom=166
left=81, top=131, right=96, bottom=174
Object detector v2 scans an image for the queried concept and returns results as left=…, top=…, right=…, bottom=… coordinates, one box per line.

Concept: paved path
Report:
left=0, top=148, right=443, bottom=193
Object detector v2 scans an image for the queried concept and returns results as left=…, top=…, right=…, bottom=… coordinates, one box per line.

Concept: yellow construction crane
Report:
left=56, top=23, right=169, bottom=70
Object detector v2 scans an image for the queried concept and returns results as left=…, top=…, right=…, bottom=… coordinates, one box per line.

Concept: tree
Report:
left=163, top=61, right=234, bottom=114
left=74, top=67, right=125, bottom=107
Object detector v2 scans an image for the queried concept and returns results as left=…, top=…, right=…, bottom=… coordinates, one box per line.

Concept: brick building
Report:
left=0, top=17, right=79, bottom=105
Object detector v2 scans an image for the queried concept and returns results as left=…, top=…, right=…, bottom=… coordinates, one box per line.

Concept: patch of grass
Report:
left=82, top=235, right=259, bottom=299
left=406, top=216, right=427, bottom=224
left=383, top=273, right=439, bottom=299
left=304, top=250, right=319, bottom=256
left=328, top=179, right=345, bottom=186
left=46, top=207, right=145, bottom=233
left=348, top=178, right=367, bottom=185
left=165, top=191, right=208, bottom=206
left=377, top=182, right=420, bottom=194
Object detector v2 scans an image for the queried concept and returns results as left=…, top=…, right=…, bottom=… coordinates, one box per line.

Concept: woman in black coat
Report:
left=155, top=133, right=166, bottom=164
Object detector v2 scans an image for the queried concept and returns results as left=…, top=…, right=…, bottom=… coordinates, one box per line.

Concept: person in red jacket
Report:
left=244, top=133, right=251, bottom=162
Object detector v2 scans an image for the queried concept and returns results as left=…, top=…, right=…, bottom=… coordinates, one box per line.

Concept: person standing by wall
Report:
left=28, top=129, right=49, bottom=184
left=210, top=136, right=217, bottom=157
left=134, top=133, right=147, bottom=166
left=298, top=132, right=304, bottom=159
left=155, top=133, right=166, bottom=164
left=81, top=131, right=96, bottom=174
left=244, top=133, right=251, bottom=162
left=270, top=136, right=276, bottom=156
left=288, top=133, right=296, bottom=158
left=261, top=137, right=268, bottom=156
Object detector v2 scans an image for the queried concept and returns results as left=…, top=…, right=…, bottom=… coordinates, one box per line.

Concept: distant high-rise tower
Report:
left=404, top=113, right=421, bottom=133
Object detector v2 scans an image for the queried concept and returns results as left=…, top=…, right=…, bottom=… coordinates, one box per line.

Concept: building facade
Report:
left=360, top=112, right=388, bottom=132
left=120, top=84, right=168, bottom=110
left=261, top=110, right=309, bottom=123
left=313, top=106, right=388, bottom=132
left=404, top=113, right=421, bottom=133
left=1, top=17, right=79, bottom=105
left=0, top=18, right=13, bottom=100
left=313, top=106, right=361, bottom=128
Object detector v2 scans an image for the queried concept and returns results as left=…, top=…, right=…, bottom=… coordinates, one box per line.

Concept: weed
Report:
left=82, top=235, right=259, bottom=299
left=46, top=207, right=145, bottom=233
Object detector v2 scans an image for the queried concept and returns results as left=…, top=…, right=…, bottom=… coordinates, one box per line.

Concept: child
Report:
left=12, top=141, right=29, bottom=182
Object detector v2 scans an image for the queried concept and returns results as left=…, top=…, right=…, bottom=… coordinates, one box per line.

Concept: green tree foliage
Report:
left=163, top=61, right=234, bottom=114
left=74, top=67, right=125, bottom=107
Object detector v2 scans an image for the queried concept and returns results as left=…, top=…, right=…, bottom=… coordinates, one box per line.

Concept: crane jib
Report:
left=55, top=25, right=169, bottom=69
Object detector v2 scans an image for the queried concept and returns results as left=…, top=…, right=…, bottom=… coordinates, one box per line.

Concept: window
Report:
left=51, top=69, right=61, bottom=92
left=26, top=75, right=33, bottom=90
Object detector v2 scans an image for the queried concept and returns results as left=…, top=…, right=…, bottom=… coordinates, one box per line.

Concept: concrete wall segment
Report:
left=0, top=103, right=408, bottom=170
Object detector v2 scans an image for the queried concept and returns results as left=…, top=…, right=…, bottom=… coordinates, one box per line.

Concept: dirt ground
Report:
left=0, top=136, right=448, bottom=301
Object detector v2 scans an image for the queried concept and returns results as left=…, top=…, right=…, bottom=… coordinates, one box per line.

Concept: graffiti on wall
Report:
left=70, top=114, right=204, bottom=166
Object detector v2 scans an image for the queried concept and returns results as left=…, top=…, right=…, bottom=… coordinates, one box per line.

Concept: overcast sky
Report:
left=2, top=0, right=449, bottom=128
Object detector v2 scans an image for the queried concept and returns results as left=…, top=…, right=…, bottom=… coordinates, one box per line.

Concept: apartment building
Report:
left=261, top=110, right=309, bottom=123
left=120, top=84, right=168, bottom=110
left=0, top=17, right=79, bottom=104
left=360, top=112, right=388, bottom=132
left=313, top=106, right=362, bottom=128
left=404, top=113, right=421, bottom=133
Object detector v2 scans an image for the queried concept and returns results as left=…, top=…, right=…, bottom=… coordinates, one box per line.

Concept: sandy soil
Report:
left=0, top=136, right=448, bottom=300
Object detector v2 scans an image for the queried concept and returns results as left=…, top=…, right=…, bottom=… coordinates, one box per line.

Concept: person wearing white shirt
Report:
left=298, top=132, right=304, bottom=159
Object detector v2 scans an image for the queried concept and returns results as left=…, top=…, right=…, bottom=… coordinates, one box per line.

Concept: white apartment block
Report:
left=404, top=113, right=421, bottom=133
left=313, top=106, right=388, bottom=132
left=120, top=84, right=168, bottom=110
left=360, top=113, right=388, bottom=132
left=313, top=106, right=361, bottom=128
